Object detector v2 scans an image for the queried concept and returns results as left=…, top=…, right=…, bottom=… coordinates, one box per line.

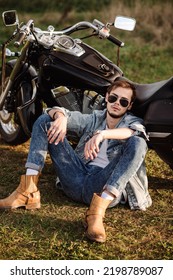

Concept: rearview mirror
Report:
left=114, top=16, right=136, bottom=31
left=2, top=10, right=19, bottom=26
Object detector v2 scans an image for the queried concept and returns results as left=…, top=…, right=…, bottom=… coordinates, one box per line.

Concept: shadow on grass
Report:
left=0, top=208, right=88, bottom=259
left=148, top=176, right=173, bottom=190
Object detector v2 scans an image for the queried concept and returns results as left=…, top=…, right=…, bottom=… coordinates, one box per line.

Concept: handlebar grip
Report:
left=14, top=31, right=26, bottom=47
left=107, top=35, right=124, bottom=47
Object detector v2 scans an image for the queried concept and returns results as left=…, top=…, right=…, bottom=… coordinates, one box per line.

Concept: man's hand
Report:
left=47, top=114, right=67, bottom=145
left=84, top=132, right=104, bottom=160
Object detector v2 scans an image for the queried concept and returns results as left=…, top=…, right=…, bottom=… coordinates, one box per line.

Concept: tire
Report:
left=0, top=63, right=42, bottom=145
left=0, top=110, right=30, bottom=145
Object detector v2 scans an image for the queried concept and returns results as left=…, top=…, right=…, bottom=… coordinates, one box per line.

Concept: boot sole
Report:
left=85, top=232, right=106, bottom=243
left=0, top=203, right=41, bottom=210
left=83, top=220, right=106, bottom=243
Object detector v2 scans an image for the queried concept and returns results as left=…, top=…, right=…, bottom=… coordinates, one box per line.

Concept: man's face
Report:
left=105, top=86, right=133, bottom=119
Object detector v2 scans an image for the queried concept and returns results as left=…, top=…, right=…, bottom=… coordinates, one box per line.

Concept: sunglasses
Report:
left=108, top=94, right=130, bottom=108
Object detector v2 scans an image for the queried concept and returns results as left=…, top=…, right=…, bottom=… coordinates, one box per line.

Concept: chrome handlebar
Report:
left=13, top=19, right=124, bottom=48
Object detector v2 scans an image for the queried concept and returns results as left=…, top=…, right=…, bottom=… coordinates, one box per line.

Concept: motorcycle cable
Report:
left=117, top=47, right=120, bottom=67
left=79, top=32, right=98, bottom=40
left=60, top=25, right=90, bottom=36
left=30, top=29, right=39, bottom=44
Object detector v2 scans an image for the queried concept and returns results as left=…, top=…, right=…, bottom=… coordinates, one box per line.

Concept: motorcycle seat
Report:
left=117, top=76, right=173, bottom=102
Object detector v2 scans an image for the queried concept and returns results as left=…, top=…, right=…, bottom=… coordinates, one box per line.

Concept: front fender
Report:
left=17, top=78, right=42, bottom=136
left=7, top=59, right=37, bottom=79
left=6, top=60, right=41, bottom=136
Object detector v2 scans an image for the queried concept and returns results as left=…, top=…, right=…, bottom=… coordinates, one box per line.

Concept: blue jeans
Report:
left=26, top=114, right=147, bottom=205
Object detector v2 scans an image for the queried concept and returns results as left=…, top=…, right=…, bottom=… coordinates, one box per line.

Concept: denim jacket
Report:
left=51, top=107, right=152, bottom=210
left=64, top=109, right=147, bottom=162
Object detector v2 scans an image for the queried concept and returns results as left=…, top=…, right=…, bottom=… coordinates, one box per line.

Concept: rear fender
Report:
left=144, top=99, right=173, bottom=169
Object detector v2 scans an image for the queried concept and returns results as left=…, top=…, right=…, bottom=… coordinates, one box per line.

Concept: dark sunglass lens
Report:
left=108, top=95, right=117, bottom=103
left=120, top=99, right=129, bottom=107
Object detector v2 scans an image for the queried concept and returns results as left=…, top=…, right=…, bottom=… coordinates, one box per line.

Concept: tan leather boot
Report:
left=0, top=175, right=40, bottom=210
left=85, top=193, right=111, bottom=243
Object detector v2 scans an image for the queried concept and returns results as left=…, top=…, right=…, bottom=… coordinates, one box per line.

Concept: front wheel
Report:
left=0, top=108, right=30, bottom=145
left=0, top=63, right=42, bottom=145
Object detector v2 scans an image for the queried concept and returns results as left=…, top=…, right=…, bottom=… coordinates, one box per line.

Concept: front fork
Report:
left=0, top=41, right=30, bottom=110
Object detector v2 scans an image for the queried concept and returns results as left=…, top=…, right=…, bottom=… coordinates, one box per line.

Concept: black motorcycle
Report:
left=1, top=10, right=173, bottom=169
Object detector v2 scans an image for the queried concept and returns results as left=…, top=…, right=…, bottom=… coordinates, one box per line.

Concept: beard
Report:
left=107, top=109, right=125, bottom=119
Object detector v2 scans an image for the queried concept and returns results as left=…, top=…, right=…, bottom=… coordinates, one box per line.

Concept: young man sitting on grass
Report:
left=0, top=80, right=152, bottom=243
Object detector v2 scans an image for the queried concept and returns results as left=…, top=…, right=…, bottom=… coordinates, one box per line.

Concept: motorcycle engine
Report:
left=51, top=86, right=105, bottom=114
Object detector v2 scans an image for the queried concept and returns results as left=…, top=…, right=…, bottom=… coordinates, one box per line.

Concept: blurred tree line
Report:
left=0, top=0, right=172, bottom=12
left=0, top=0, right=112, bottom=23
left=0, top=0, right=172, bottom=17
left=0, top=0, right=111, bottom=13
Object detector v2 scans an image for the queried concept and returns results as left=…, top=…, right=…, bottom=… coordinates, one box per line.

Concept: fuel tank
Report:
left=40, top=42, right=123, bottom=93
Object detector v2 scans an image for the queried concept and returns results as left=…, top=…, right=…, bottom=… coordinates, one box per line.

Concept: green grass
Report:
left=0, top=140, right=173, bottom=260
left=0, top=2, right=173, bottom=260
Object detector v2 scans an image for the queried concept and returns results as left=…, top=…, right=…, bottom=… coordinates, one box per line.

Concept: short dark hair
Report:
left=107, top=80, right=136, bottom=103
